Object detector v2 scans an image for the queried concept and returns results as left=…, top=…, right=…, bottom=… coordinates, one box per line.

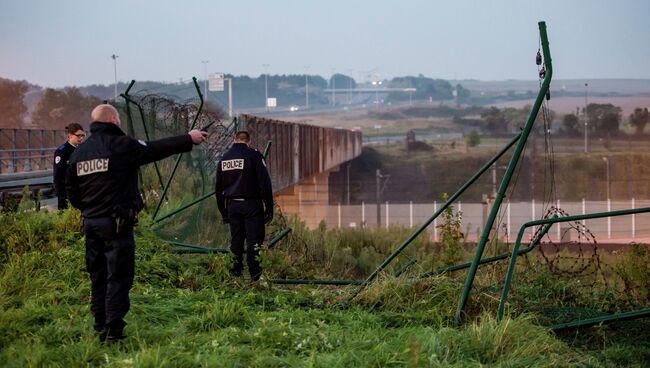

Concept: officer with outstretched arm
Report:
left=215, top=131, right=273, bottom=283
left=66, top=104, right=207, bottom=343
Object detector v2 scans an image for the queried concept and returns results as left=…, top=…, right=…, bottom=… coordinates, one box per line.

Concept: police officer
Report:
left=53, top=123, right=85, bottom=209
left=215, top=131, right=273, bottom=282
left=65, top=104, right=207, bottom=342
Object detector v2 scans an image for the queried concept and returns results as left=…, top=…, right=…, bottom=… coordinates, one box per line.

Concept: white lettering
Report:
left=77, top=158, right=109, bottom=176
left=222, top=159, right=244, bottom=171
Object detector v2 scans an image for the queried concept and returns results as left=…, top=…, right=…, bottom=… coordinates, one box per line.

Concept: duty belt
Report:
left=229, top=197, right=258, bottom=202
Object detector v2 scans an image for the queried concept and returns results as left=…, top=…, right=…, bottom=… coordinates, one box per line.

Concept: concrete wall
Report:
left=239, top=114, right=362, bottom=193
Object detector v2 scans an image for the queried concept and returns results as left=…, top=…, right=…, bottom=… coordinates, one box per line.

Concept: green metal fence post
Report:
left=121, top=80, right=166, bottom=193
left=152, top=77, right=204, bottom=221
left=497, top=207, right=650, bottom=322
left=349, top=132, right=522, bottom=299
left=455, top=21, right=553, bottom=325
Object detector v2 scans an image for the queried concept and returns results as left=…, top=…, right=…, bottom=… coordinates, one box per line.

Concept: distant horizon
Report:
left=3, top=74, right=650, bottom=91
left=2, top=1, right=649, bottom=88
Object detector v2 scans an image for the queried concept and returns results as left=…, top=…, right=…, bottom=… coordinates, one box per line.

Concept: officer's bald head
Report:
left=91, top=104, right=121, bottom=125
left=234, top=131, right=250, bottom=143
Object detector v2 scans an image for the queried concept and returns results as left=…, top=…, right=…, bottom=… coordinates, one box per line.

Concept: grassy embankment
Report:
left=1, top=192, right=649, bottom=367
left=342, top=139, right=650, bottom=203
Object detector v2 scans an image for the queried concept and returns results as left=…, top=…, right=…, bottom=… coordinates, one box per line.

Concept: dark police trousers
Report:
left=57, top=196, right=68, bottom=210
left=84, top=217, right=135, bottom=335
left=228, top=199, right=265, bottom=280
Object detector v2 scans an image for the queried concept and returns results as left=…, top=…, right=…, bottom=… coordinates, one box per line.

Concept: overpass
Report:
left=0, top=117, right=362, bottom=227
left=238, top=114, right=362, bottom=227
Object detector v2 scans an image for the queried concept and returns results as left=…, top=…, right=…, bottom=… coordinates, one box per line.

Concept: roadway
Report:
left=0, top=170, right=53, bottom=208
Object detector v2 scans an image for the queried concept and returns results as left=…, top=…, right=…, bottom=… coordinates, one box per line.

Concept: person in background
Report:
left=66, top=104, right=208, bottom=343
left=215, top=131, right=274, bottom=283
left=53, top=123, right=85, bottom=209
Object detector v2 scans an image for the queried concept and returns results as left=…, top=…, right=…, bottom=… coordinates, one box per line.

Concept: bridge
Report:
left=0, top=118, right=362, bottom=226
left=231, top=114, right=362, bottom=227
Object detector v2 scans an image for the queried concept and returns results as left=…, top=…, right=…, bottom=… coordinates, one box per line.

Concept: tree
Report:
left=629, top=107, right=649, bottom=134
left=329, top=74, right=356, bottom=89
left=481, top=107, right=508, bottom=133
left=586, top=103, right=622, bottom=136
left=455, top=83, right=471, bottom=100
left=561, top=113, right=580, bottom=136
left=466, top=130, right=481, bottom=147
left=32, top=87, right=101, bottom=129
left=387, top=76, right=453, bottom=102
left=0, top=79, right=29, bottom=127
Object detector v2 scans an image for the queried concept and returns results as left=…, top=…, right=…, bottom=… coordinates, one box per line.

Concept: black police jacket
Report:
left=53, top=141, right=75, bottom=199
left=214, top=142, right=273, bottom=217
left=66, top=121, right=193, bottom=218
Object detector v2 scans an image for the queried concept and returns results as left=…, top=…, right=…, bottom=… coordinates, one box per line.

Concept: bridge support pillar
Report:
left=275, top=170, right=331, bottom=229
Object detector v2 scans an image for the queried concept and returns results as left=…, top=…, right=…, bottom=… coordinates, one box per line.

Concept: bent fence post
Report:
left=349, top=132, right=522, bottom=299
left=455, top=21, right=553, bottom=325
left=497, top=206, right=650, bottom=323
left=152, top=77, right=204, bottom=221
left=121, top=80, right=166, bottom=193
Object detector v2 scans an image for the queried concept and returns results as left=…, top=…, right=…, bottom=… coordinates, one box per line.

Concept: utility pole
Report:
left=201, top=60, right=209, bottom=103
left=603, top=156, right=611, bottom=238
left=492, top=163, right=497, bottom=198
left=225, top=77, right=233, bottom=117
left=331, top=68, right=336, bottom=106
left=346, top=163, right=351, bottom=205
left=376, top=169, right=381, bottom=228
left=348, top=69, right=354, bottom=104
left=602, top=157, right=610, bottom=200
left=263, top=64, right=270, bottom=111
left=375, top=169, right=389, bottom=228
left=584, top=82, right=589, bottom=153
left=304, top=66, right=309, bottom=108
left=111, top=54, right=119, bottom=100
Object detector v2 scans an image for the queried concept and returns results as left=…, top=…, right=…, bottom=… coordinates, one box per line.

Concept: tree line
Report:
left=479, top=104, right=649, bottom=137
left=1, top=76, right=648, bottom=135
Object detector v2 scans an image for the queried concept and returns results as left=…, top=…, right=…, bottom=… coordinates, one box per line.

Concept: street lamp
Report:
left=111, top=54, right=119, bottom=100
left=584, top=82, right=589, bottom=153
left=602, top=156, right=611, bottom=238
left=372, top=80, right=382, bottom=109
left=331, top=68, right=336, bottom=106
left=263, top=64, right=270, bottom=111
left=201, top=60, right=209, bottom=103
left=304, top=65, right=309, bottom=108
left=348, top=69, right=354, bottom=105
left=602, top=157, right=610, bottom=200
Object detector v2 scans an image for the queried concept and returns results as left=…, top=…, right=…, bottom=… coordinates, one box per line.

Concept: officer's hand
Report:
left=189, top=129, right=208, bottom=145
left=264, top=210, right=273, bottom=224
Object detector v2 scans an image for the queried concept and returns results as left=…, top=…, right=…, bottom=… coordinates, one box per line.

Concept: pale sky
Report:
left=1, top=0, right=648, bottom=88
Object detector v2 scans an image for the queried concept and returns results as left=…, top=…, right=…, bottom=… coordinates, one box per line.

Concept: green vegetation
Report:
left=344, top=141, right=650, bottom=203
left=465, top=130, right=481, bottom=147
left=1, top=193, right=649, bottom=366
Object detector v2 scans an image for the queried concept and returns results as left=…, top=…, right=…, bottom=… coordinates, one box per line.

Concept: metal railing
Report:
left=0, top=128, right=66, bottom=174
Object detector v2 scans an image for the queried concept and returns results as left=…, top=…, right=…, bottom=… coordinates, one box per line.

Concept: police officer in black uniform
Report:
left=66, top=104, right=207, bottom=342
left=215, top=131, right=273, bottom=282
left=53, top=123, right=85, bottom=209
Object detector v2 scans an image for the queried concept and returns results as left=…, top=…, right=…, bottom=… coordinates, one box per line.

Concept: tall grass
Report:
left=1, top=204, right=649, bottom=366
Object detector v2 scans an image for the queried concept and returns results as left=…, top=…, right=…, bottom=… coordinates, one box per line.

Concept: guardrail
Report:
left=0, top=128, right=66, bottom=174
left=0, top=171, right=54, bottom=208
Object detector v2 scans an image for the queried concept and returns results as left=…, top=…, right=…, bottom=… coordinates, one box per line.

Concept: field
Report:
left=491, top=95, right=650, bottom=118
left=1, top=195, right=650, bottom=367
